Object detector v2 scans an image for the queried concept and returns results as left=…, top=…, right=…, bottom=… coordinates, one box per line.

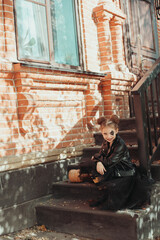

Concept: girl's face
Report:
left=101, top=125, right=118, bottom=144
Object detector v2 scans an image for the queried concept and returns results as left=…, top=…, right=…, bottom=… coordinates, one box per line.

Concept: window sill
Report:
left=13, top=61, right=107, bottom=78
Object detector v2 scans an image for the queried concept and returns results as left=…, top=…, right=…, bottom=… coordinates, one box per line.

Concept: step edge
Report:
left=52, top=182, right=97, bottom=190
left=83, top=145, right=138, bottom=149
left=35, top=204, right=137, bottom=220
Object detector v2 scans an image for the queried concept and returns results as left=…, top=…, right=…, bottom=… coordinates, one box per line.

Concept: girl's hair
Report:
left=97, top=115, right=119, bottom=130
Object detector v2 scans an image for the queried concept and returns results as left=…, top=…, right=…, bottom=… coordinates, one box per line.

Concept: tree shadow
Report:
left=0, top=72, right=103, bottom=166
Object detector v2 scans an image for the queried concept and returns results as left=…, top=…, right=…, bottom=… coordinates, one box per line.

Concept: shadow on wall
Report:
left=0, top=75, right=102, bottom=168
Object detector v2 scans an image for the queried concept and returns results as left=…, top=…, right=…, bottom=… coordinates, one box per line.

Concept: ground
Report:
left=1, top=226, right=160, bottom=240
left=0, top=225, right=92, bottom=240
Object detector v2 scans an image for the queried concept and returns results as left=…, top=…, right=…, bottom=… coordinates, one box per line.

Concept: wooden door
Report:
left=121, top=0, right=159, bottom=75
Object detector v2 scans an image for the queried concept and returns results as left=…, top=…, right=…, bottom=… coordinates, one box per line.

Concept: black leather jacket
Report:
left=93, top=134, right=135, bottom=178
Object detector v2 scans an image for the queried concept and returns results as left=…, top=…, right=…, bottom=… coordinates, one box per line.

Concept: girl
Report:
left=92, top=115, right=135, bottom=181
left=68, top=115, right=152, bottom=211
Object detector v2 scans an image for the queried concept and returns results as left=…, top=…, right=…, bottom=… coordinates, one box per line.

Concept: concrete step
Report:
left=94, top=130, right=138, bottom=146
left=118, top=116, right=159, bottom=131
left=52, top=181, right=99, bottom=200
left=36, top=198, right=137, bottom=240
left=35, top=182, right=160, bottom=240
left=82, top=145, right=139, bottom=160
left=119, top=117, right=136, bottom=131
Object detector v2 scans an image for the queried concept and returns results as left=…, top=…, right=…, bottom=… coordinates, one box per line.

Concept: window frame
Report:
left=14, top=0, right=84, bottom=71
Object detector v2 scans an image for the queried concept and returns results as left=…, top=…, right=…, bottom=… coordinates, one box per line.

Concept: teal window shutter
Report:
left=51, top=0, right=80, bottom=66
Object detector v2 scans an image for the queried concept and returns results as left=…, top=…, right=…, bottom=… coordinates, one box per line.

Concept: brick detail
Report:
left=0, top=0, right=16, bottom=60
left=110, top=16, right=125, bottom=66
left=92, top=8, right=113, bottom=71
left=93, top=0, right=126, bottom=71
left=101, top=72, right=136, bottom=119
left=0, top=0, right=5, bottom=58
left=93, top=0, right=137, bottom=119
left=157, top=19, right=160, bottom=51
left=0, top=63, right=104, bottom=171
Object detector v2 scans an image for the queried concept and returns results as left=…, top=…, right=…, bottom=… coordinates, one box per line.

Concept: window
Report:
left=14, top=0, right=82, bottom=69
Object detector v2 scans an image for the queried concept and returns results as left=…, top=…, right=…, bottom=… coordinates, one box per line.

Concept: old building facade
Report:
left=0, top=0, right=158, bottom=172
left=0, top=0, right=160, bottom=235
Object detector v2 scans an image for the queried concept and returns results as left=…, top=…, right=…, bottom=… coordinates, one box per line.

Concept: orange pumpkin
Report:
left=68, top=169, right=82, bottom=182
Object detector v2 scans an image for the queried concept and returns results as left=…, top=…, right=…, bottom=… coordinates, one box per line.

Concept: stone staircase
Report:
left=35, top=117, right=160, bottom=240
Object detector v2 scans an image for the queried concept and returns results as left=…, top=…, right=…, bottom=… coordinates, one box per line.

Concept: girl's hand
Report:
left=96, top=162, right=106, bottom=175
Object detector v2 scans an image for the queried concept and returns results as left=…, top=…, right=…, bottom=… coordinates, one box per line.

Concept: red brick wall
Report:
left=0, top=0, right=159, bottom=171
left=0, top=0, right=5, bottom=58
left=0, top=0, right=16, bottom=60
left=0, top=63, right=104, bottom=171
left=157, top=19, right=160, bottom=51
left=0, top=0, right=105, bottom=171
left=0, top=0, right=134, bottom=171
